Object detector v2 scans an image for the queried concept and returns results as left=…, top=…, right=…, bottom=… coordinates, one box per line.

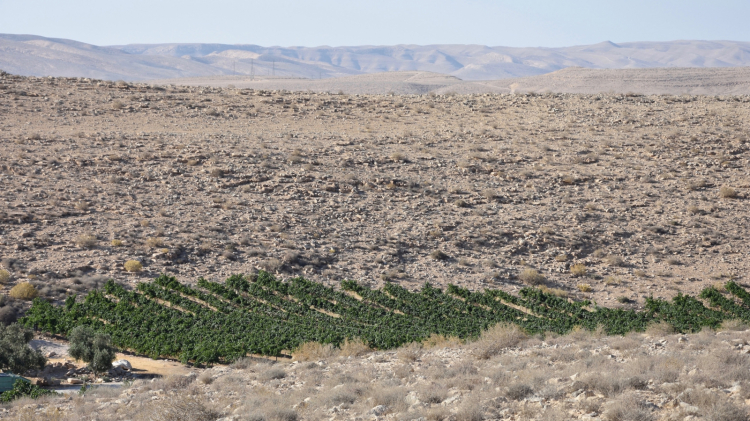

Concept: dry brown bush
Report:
left=719, top=319, right=749, bottom=331
left=292, top=342, right=337, bottom=361
left=197, top=371, right=214, bottom=385
left=519, top=268, right=545, bottom=285
left=570, top=263, right=587, bottom=277
left=605, top=255, right=624, bottom=267
left=422, top=333, right=462, bottom=349
left=146, top=237, right=164, bottom=248
left=396, top=342, right=423, bottom=362
left=124, top=260, right=143, bottom=272
left=9, top=282, right=38, bottom=300
left=339, top=337, right=371, bottom=357
left=135, top=394, right=220, bottom=421
left=602, top=393, right=655, bottom=421
left=644, top=321, right=675, bottom=336
left=0, top=269, right=9, bottom=284
left=719, top=186, right=737, bottom=198
left=75, top=233, right=97, bottom=248
left=474, top=323, right=528, bottom=359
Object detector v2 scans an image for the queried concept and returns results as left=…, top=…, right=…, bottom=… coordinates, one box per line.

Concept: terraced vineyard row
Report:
left=20, top=272, right=750, bottom=364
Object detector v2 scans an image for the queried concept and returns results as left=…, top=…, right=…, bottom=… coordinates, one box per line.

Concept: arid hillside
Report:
left=0, top=71, right=749, bottom=318
left=151, top=67, right=750, bottom=96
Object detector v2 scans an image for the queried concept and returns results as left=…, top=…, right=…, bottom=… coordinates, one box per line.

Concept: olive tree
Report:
left=68, top=326, right=117, bottom=377
left=0, top=323, right=46, bottom=375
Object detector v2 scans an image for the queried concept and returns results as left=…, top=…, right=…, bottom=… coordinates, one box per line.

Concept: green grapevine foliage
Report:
left=20, top=273, right=750, bottom=364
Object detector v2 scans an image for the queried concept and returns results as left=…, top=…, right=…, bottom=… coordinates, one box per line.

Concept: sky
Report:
left=0, top=0, right=749, bottom=48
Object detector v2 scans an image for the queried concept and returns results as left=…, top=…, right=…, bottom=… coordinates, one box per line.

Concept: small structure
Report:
left=0, top=373, right=29, bottom=392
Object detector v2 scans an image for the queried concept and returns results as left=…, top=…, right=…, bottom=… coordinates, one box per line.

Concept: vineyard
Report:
left=20, top=272, right=750, bottom=364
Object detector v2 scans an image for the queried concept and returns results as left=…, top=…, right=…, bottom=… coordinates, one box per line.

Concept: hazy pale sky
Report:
left=1, top=0, right=748, bottom=47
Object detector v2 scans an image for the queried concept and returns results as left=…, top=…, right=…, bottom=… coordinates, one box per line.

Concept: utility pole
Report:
left=250, top=59, right=255, bottom=80
left=272, top=60, right=275, bottom=77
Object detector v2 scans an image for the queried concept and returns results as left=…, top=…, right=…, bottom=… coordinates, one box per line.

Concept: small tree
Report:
left=0, top=323, right=46, bottom=374
left=68, top=326, right=117, bottom=377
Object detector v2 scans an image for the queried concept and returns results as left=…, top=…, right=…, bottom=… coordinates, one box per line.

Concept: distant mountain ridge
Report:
left=2, top=34, right=750, bottom=81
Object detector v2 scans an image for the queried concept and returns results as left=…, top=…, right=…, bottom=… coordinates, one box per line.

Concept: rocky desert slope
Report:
left=1, top=71, right=750, bottom=316
left=2, top=71, right=750, bottom=419
left=4, top=324, right=750, bottom=420
left=151, top=67, right=750, bottom=96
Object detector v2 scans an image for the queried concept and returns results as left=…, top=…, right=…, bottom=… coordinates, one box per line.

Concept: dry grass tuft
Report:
left=644, top=321, right=675, bottom=336
left=422, top=333, right=462, bottom=349
left=570, top=263, right=587, bottom=277
left=124, top=260, right=143, bottom=272
left=430, top=250, right=449, bottom=261
left=0, top=269, right=9, bottom=284
left=339, top=337, right=371, bottom=357
left=293, top=342, right=337, bottom=361
left=519, top=268, right=545, bottom=285
left=396, top=342, right=423, bottom=362
left=139, top=394, right=220, bottom=421
left=9, top=282, right=38, bottom=300
left=146, top=237, right=165, bottom=248
left=719, top=186, right=737, bottom=198
left=111, top=239, right=123, bottom=247
left=474, top=323, right=528, bottom=359
left=75, top=233, right=97, bottom=248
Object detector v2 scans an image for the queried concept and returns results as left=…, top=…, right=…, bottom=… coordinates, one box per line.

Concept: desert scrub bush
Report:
left=292, top=342, right=337, bottom=361
left=570, top=263, right=587, bottom=277
left=390, top=151, right=406, bottom=162
left=602, top=393, right=655, bottom=421
left=605, top=255, right=624, bottom=267
left=644, top=321, right=675, bottom=336
left=396, top=342, right=423, bottom=362
left=111, top=239, right=123, bottom=247
left=209, top=168, right=224, bottom=178
left=577, top=283, right=592, bottom=292
left=75, top=234, right=97, bottom=248
left=719, top=186, right=737, bottom=198
left=0, top=269, right=9, bottom=284
left=422, top=333, right=462, bottom=349
left=261, top=366, right=286, bottom=380
left=74, top=201, right=90, bottom=212
left=140, top=394, right=220, bottom=421
left=338, top=337, right=371, bottom=357
left=555, top=254, right=569, bottom=262
left=9, top=283, right=38, bottom=300
left=197, top=371, right=214, bottom=385
left=140, top=220, right=150, bottom=228
left=519, top=269, right=545, bottom=285
left=124, top=260, right=143, bottom=273
left=146, top=237, right=164, bottom=248
left=474, top=323, right=528, bottom=359
left=719, top=319, right=749, bottom=331
left=430, top=250, right=449, bottom=261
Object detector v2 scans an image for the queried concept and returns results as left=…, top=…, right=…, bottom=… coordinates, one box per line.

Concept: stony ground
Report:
left=1, top=71, right=749, bottom=312
left=2, top=72, right=750, bottom=420
left=3, top=324, right=750, bottom=420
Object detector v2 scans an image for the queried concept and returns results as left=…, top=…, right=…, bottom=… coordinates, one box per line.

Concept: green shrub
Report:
left=0, top=323, right=46, bottom=374
left=0, top=378, right=57, bottom=403
left=69, top=326, right=117, bottom=376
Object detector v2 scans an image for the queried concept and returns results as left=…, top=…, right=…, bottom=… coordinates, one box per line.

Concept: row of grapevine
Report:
left=20, top=272, right=750, bottom=364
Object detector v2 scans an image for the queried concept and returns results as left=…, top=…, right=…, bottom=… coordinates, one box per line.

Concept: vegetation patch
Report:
left=20, top=272, right=750, bottom=365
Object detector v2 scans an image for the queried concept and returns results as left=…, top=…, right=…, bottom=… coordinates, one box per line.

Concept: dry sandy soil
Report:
left=4, top=325, right=750, bottom=420
left=1, top=70, right=750, bottom=314
left=150, top=67, right=750, bottom=96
